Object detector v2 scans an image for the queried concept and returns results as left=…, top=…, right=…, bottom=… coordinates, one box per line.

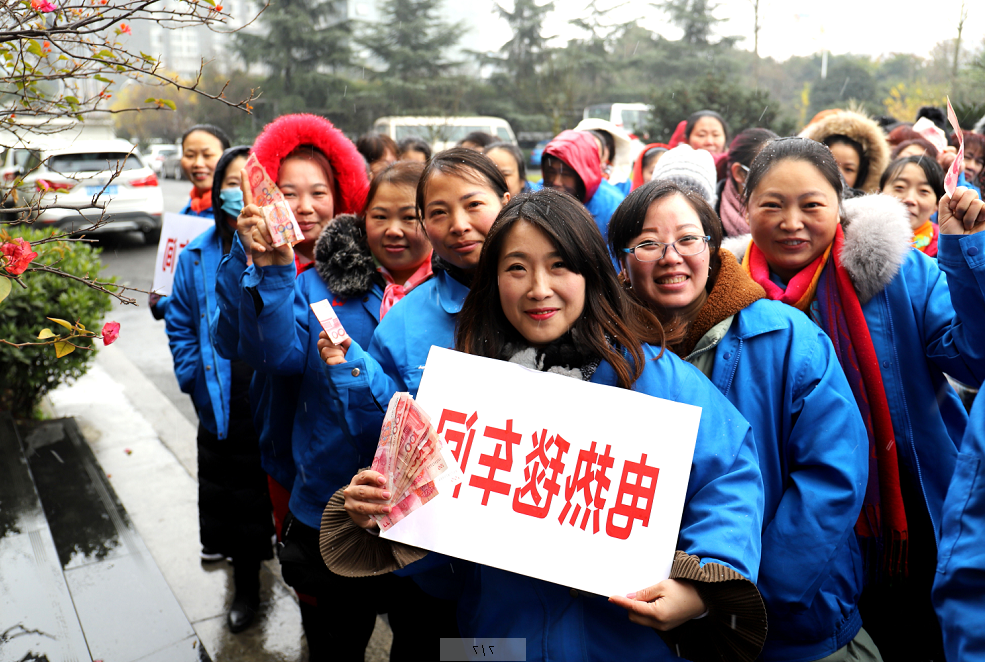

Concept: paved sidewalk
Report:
left=46, top=345, right=393, bottom=661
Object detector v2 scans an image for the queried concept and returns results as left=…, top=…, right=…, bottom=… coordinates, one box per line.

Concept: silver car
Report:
left=17, top=139, right=165, bottom=243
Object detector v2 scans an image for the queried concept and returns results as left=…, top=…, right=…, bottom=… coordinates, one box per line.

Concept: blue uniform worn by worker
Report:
left=236, top=216, right=384, bottom=530
left=684, top=287, right=869, bottom=661
left=933, top=391, right=985, bottom=662
left=455, top=344, right=764, bottom=661
left=211, top=231, right=299, bottom=491
left=165, top=222, right=231, bottom=438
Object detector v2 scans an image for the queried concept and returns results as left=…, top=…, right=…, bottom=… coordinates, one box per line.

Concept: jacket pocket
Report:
left=936, top=452, right=981, bottom=574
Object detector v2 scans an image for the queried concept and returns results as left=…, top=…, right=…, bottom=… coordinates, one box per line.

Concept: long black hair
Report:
left=456, top=188, right=668, bottom=389
left=181, top=124, right=230, bottom=151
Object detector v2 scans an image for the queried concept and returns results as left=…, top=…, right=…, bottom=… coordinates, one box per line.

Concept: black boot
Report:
left=228, top=558, right=261, bottom=634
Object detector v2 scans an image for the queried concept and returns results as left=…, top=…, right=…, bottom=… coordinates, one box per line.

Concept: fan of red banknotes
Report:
left=371, top=392, right=452, bottom=531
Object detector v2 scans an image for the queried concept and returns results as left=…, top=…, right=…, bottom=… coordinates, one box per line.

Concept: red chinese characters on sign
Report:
left=161, top=237, right=189, bottom=273
left=434, top=411, right=661, bottom=541
left=512, top=429, right=569, bottom=519
left=606, top=453, right=660, bottom=540
left=436, top=408, right=478, bottom=498
left=559, top=441, right=615, bottom=534
left=468, top=420, right=521, bottom=506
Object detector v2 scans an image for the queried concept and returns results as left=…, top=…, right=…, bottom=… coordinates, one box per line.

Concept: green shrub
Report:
left=0, top=227, right=114, bottom=414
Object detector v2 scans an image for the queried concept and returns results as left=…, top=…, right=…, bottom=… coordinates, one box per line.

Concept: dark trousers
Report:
left=281, top=511, right=459, bottom=662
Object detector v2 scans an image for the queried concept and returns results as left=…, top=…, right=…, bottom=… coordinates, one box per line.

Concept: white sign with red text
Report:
left=151, top=213, right=214, bottom=296
left=381, top=346, right=701, bottom=597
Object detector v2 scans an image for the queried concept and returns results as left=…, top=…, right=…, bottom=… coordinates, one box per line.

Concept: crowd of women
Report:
left=157, top=104, right=985, bottom=662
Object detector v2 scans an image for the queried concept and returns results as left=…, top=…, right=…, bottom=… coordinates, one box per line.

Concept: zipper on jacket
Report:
left=883, top=290, right=938, bottom=548
left=722, top=339, right=743, bottom=398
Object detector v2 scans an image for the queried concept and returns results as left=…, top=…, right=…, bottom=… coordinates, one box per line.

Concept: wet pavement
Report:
left=0, top=344, right=395, bottom=661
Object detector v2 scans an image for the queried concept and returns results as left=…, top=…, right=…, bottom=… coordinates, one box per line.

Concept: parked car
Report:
left=17, top=139, right=164, bottom=243
left=147, top=143, right=179, bottom=176
left=1, top=141, right=48, bottom=217
left=528, top=139, right=551, bottom=168
left=161, top=147, right=184, bottom=180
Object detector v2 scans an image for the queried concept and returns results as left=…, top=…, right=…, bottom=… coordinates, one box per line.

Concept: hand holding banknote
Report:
left=237, top=172, right=262, bottom=258
left=317, top=329, right=350, bottom=365
left=249, top=199, right=295, bottom=267
left=343, top=469, right=390, bottom=529
left=939, top=187, right=985, bottom=236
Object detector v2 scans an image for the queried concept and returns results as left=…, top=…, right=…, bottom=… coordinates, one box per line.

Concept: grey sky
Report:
left=464, top=0, right=984, bottom=62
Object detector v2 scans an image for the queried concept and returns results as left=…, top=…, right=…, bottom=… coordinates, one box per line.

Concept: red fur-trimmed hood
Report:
left=251, top=113, right=369, bottom=215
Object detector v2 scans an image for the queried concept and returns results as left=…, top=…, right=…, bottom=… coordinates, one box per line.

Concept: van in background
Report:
left=371, top=116, right=518, bottom=152
left=582, top=103, right=652, bottom=139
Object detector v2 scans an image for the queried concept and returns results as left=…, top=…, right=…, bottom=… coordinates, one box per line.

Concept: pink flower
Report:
left=1, top=238, right=39, bottom=275
left=30, top=0, right=57, bottom=12
left=118, top=22, right=131, bottom=35
left=101, top=321, right=120, bottom=346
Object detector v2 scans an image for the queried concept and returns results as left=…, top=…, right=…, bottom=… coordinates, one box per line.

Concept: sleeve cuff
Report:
left=656, top=550, right=767, bottom=662
left=241, top=262, right=296, bottom=290
left=938, top=232, right=985, bottom=269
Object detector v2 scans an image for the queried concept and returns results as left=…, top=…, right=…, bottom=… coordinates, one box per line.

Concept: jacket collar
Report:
left=723, top=194, right=912, bottom=306
left=314, top=214, right=381, bottom=300
left=435, top=270, right=470, bottom=315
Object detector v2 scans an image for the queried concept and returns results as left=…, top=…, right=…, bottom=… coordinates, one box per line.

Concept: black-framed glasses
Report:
left=621, top=235, right=711, bottom=262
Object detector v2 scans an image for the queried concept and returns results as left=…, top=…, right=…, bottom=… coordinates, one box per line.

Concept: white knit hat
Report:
left=649, top=144, right=718, bottom=206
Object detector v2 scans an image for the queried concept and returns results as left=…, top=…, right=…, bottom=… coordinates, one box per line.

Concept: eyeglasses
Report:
left=621, top=235, right=711, bottom=262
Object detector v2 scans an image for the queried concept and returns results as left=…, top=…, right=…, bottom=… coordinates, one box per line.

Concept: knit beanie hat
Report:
left=650, top=144, right=718, bottom=206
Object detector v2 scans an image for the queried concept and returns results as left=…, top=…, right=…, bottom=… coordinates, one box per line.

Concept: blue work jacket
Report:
left=209, top=235, right=298, bottom=490
left=164, top=225, right=230, bottom=438
left=237, top=260, right=383, bottom=529
left=456, top=344, right=764, bottom=662
left=862, top=234, right=985, bottom=552
left=690, top=299, right=868, bottom=661
left=933, top=391, right=985, bottom=662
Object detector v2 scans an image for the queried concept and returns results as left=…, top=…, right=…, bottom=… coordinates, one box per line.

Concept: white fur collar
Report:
left=722, top=194, right=913, bottom=305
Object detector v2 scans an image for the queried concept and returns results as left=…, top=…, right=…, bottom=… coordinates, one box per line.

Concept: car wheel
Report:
left=144, top=227, right=162, bottom=245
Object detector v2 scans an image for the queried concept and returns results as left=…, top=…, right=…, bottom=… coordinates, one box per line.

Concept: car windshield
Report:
left=48, top=152, right=142, bottom=174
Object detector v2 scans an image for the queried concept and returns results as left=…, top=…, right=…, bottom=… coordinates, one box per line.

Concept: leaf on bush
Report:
left=47, top=317, right=73, bottom=330
left=159, top=99, right=177, bottom=111
left=0, top=276, right=10, bottom=303
left=37, top=328, right=56, bottom=339
left=54, top=341, right=74, bottom=358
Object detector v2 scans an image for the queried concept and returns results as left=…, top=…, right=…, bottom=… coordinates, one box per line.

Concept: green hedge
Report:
left=0, top=227, right=114, bottom=414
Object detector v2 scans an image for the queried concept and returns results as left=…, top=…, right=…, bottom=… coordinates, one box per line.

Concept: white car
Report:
left=18, top=139, right=164, bottom=243
left=146, top=143, right=179, bottom=176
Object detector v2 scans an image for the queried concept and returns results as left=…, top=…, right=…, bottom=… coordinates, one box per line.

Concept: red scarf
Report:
left=746, top=226, right=909, bottom=580
left=378, top=255, right=433, bottom=319
left=742, top=239, right=831, bottom=312
left=189, top=186, right=213, bottom=214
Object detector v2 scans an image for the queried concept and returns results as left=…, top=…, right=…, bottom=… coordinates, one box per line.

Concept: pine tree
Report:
left=359, top=0, right=463, bottom=81
left=235, top=0, right=353, bottom=95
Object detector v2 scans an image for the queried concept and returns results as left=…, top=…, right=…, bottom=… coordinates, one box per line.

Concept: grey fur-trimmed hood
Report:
left=314, top=213, right=378, bottom=300
left=723, top=194, right=913, bottom=304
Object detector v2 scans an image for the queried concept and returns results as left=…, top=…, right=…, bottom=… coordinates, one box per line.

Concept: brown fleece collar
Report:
left=673, top=249, right=766, bottom=357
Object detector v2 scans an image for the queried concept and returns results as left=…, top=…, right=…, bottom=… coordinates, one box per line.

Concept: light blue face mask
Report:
left=219, top=187, right=244, bottom=218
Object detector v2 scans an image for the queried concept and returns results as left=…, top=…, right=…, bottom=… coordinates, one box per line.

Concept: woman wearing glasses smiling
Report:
left=608, top=181, right=878, bottom=662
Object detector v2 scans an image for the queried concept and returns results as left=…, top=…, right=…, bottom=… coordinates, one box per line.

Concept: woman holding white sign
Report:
left=736, top=137, right=985, bottom=661
left=608, top=180, right=875, bottom=661
left=328, top=188, right=769, bottom=661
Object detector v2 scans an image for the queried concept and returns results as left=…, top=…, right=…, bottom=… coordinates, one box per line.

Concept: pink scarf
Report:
left=719, top=178, right=749, bottom=237
left=379, top=256, right=433, bottom=319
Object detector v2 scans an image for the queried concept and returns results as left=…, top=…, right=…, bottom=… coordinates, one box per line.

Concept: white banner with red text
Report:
left=151, top=212, right=214, bottom=296
left=381, top=346, right=701, bottom=597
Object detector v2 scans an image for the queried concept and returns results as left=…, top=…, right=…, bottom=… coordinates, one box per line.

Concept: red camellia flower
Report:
left=118, top=22, right=131, bottom=34
left=30, top=0, right=57, bottom=12
left=101, top=321, right=120, bottom=346
left=1, top=238, right=39, bottom=275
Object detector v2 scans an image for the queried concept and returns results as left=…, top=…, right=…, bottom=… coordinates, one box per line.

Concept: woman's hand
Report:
left=343, top=470, right=391, bottom=529
left=250, top=208, right=295, bottom=268
left=939, top=187, right=985, bottom=236
left=317, top=330, right=351, bottom=365
left=608, top=578, right=707, bottom=632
